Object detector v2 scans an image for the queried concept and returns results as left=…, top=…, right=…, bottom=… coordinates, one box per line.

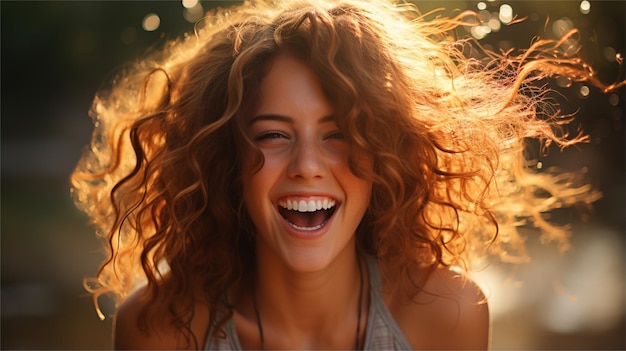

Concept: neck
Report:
left=249, top=239, right=366, bottom=349
left=257, top=243, right=360, bottom=325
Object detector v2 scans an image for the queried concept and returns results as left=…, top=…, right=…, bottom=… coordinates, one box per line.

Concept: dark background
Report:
left=1, top=1, right=624, bottom=349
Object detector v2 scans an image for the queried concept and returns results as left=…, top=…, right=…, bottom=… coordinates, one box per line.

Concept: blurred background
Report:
left=1, top=0, right=623, bottom=349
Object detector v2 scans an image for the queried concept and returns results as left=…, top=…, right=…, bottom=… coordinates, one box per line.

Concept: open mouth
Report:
left=277, top=197, right=337, bottom=231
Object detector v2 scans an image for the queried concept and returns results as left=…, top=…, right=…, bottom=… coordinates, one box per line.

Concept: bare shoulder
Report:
left=388, top=266, right=490, bottom=350
left=114, top=286, right=210, bottom=350
left=114, top=287, right=179, bottom=350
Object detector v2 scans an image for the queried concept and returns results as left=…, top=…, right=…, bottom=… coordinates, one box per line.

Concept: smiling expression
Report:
left=241, top=53, right=373, bottom=273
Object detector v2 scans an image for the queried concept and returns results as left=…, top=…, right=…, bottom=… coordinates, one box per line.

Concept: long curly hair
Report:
left=70, top=0, right=623, bottom=346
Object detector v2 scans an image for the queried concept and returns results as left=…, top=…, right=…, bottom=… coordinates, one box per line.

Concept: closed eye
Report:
left=254, top=131, right=289, bottom=142
left=325, top=131, right=345, bottom=140
left=326, top=131, right=344, bottom=139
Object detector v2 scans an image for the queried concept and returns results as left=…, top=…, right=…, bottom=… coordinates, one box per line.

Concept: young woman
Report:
left=71, top=0, right=621, bottom=349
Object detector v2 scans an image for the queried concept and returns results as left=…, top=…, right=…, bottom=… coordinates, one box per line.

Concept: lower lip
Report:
left=276, top=207, right=336, bottom=240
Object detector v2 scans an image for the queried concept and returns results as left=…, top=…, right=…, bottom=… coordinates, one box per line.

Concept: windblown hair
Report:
left=71, top=0, right=622, bottom=346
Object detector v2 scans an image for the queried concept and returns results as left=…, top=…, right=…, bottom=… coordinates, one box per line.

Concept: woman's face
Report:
left=241, top=53, right=373, bottom=273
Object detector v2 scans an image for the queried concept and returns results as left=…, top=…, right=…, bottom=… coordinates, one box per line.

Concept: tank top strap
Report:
left=363, top=256, right=414, bottom=350
left=204, top=298, right=242, bottom=350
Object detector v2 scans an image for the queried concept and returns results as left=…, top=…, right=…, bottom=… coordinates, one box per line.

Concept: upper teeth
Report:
left=278, top=198, right=336, bottom=212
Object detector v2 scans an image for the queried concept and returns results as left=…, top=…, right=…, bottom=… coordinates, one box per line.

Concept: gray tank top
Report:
left=204, top=257, right=413, bottom=350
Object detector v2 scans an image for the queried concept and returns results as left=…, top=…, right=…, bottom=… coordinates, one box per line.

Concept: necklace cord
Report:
left=252, top=285, right=265, bottom=349
left=355, top=255, right=364, bottom=350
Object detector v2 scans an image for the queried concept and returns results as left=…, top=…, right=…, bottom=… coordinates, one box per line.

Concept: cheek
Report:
left=333, top=157, right=373, bottom=211
left=335, top=152, right=374, bottom=188
left=348, top=155, right=374, bottom=211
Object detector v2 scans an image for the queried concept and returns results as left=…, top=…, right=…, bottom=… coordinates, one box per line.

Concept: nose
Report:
left=287, top=139, right=328, bottom=180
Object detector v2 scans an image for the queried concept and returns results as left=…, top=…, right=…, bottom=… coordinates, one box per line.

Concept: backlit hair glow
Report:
left=71, top=0, right=622, bottom=345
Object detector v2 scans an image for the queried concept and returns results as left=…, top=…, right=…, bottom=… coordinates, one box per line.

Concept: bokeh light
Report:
left=468, top=6, right=505, bottom=40
left=488, top=17, right=501, bottom=32
left=183, top=2, right=204, bottom=23
left=556, top=75, right=573, bottom=88
left=552, top=17, right=574, bottom=37
left=478, top=9, right=490, bottom=23
left=580, top=1, right=591, bottom=15
left=182, top=0, right=199, bottom=9
left=471, top=25, right=491, bottom=40
left=578, top=85, right=590, bottom=98
left=603, top=47, right=617, bottom=62
left=499, top=4, right=513, bottom=24
left=142, top=13, right=161, bottom=32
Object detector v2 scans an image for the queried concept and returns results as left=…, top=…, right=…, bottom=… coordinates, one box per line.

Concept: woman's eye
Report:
left=326, top=131, right=345, bottom=140
left=254, top=131, right=288, bottom=142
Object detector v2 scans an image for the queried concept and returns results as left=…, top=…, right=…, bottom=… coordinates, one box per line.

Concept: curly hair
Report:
left=70, top=0, right=623, bottom=346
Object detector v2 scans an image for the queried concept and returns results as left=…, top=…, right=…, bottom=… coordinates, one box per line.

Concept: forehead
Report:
left=252, top=53, right=334, bottom=120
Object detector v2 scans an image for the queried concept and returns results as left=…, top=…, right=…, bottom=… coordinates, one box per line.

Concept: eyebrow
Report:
left=248, top=114, right=337, bottom=126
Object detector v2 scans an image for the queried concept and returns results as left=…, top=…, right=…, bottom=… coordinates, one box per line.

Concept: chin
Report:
left=281, top=249, right=339, bottom=273
left=266, top=228, right=357, bottom=274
